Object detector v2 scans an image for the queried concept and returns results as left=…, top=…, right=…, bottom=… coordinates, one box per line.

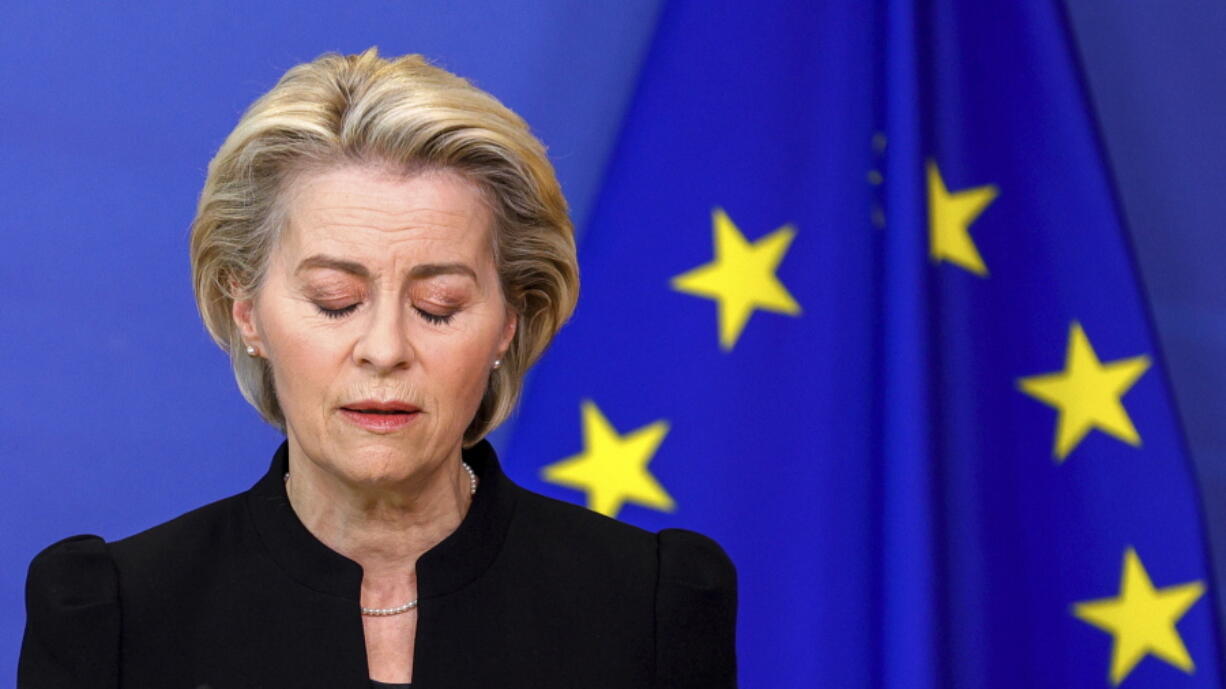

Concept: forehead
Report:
left=279, top=165, right=494, bottom=265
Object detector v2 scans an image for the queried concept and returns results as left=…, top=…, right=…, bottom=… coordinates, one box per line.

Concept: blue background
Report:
left=2, top=1, right=1225, bottom=684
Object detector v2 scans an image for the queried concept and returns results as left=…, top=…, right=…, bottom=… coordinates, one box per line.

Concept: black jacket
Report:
left=19, top=441, right=737, bottom=688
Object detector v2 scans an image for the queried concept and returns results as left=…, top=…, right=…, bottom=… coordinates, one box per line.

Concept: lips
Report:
left=339, top=400, right=422, bottom=432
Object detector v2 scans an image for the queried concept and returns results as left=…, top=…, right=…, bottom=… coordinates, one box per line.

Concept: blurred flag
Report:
left=505, top=1, right=1223, bottom=686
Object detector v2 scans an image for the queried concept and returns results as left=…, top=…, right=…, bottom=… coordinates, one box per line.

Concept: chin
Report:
left=335, top=440, right=419, bottom=482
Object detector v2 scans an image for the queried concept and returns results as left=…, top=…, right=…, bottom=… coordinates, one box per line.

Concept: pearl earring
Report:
left=246, top=345, right=257, bottom=357
left=492, top=358, right=503, bottom=370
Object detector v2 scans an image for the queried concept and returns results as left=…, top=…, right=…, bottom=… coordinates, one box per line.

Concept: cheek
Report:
left=259, top=307, right=350, bottom=413
left=422, top=337, right=496, bottom=412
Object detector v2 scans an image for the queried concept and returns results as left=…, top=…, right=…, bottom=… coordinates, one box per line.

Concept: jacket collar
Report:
left=245, top=439, right=518, bottom=602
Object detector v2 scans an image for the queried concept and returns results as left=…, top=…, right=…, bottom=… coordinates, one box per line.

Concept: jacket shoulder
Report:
left=511, top=489, right=738, bottom=686
left=512, top=487, right=658, bottom=560
left=655, top=529, right=738, bottom=688
left=19, top=535, right=120, bottom=688
left=105, top=490, right=250, bottom=578
left=657, top=528, right=737, bottom=592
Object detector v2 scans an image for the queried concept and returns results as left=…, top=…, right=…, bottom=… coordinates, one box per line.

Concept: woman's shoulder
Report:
left=511, top=486, right=658, bottom=551
left=21, top=535, right=120, bottom=688
left=656, top=527, right=737, bottom=593
left=20, top=490, right=259, bottom=686
left=105, top=490, right=252, bottom=571
left=508, top=488, right=738, bottom=686
left=510, top=485, right=737, bottom=589
left=26, top=487, right=250, bottom=586
left=654, top=528, right=738, bottom=686
left=26, top=489, right=255, bottom=613
left=25, top=534, right=118, bottom=608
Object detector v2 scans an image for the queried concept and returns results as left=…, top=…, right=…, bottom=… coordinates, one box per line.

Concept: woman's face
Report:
left=233, top=165, right=516, bottom=486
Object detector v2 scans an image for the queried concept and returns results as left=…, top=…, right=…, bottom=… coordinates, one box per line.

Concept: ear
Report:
left=497, top=306, right=518, bottom=359
left=232, top=290, right=264, bottom=353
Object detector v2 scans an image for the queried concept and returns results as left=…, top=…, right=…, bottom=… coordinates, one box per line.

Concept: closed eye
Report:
left=315, top=303, right=454, bottom=324
left=416, top=308, right=455, bottom=325
left=317, top=304, right=360, bottom=319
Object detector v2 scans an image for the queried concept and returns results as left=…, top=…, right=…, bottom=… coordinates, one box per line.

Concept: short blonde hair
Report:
left=190, top=49, right=579, bottom=445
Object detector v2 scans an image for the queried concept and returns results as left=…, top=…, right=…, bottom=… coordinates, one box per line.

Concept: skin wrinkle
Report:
left=230, top=164, right=517, bottom=682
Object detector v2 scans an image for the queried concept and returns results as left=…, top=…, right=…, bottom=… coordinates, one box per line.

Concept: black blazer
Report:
left=19, top=441, right=737, bottom=688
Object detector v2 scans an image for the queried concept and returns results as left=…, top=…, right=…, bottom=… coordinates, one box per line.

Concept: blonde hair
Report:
left=190, top=49, right=578, bottom=445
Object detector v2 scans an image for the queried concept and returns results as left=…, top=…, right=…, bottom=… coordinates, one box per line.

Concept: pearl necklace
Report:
left=284, top=461, right=478, bottom=616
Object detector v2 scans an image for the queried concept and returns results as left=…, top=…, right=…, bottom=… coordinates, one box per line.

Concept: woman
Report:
left=19, top=50, right=736, bottom=688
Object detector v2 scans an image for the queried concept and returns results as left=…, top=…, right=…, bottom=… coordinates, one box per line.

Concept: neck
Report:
left=283, top=437, right=473, bottom=607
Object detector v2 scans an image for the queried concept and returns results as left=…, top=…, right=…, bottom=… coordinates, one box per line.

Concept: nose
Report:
left=352, top=297, right=413, bottom=373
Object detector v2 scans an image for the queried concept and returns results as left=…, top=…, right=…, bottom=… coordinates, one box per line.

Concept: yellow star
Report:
left=672, top=208, right=801, bottom=351
left=1073, top=547, right=1205, bottom=685
left=927, top=160, right=998, bottom=276
left=1018, top=321, right=1151, bottom=461
left=541, top=400, right=674, bottom=518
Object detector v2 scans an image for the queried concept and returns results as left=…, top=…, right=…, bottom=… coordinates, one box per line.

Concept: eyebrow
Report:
left=295, top=254, right=479, bottom=283
left=409, top=262, right=479, bottom=282
left=296, top=255, right=369, bottom=278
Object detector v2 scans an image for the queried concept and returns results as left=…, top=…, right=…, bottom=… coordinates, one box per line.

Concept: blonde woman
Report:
left=19, top=50, right=736, bottom=689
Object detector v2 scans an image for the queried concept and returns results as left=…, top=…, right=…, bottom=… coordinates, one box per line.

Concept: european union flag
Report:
left=506, top=1, right=1223, bottom=686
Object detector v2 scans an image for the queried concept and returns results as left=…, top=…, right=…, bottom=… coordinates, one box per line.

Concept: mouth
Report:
left=341, top=400, right=421, bottom=413
left=339, top=401, right=422, bottom=432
